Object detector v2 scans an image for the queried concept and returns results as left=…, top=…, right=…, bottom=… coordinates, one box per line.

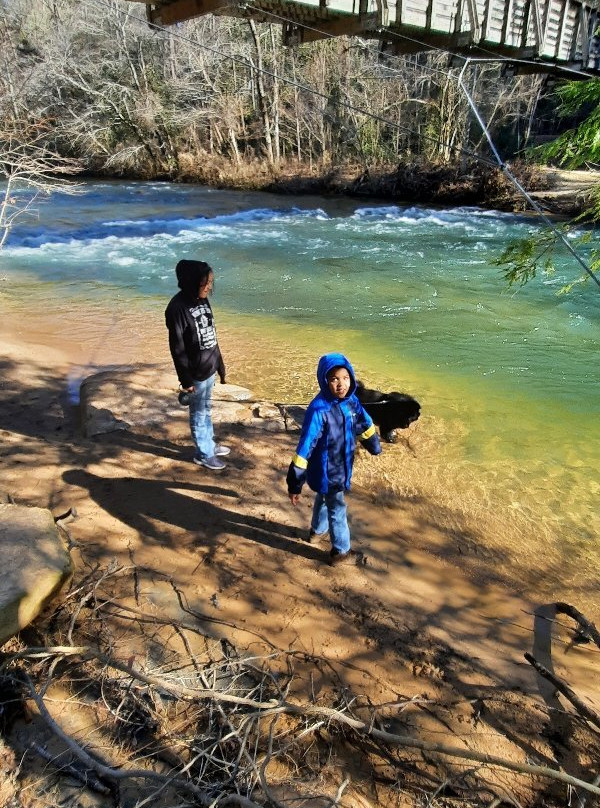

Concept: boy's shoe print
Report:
left=193, top=456, right=226, bottom=471
left=214, top=445, right=231, bottom=456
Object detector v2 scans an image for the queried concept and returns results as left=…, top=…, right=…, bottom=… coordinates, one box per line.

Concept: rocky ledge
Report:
left=0, top=504, right=73, bottom=646
left=79, top=365, right=304, bottom=438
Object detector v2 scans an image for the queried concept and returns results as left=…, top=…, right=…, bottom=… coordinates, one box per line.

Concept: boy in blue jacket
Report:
left=287, top=353, right=382, bottom=565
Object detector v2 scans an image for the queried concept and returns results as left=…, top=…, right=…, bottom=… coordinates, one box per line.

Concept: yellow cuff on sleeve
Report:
left=359, top=424, right=376, bottom=440
left=292, top=453, right=308, bottom=469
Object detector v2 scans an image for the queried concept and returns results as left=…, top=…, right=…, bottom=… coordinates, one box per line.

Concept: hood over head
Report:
left=316, top=353, right=356, bottom=399
left=176, top=259, right=212, bottom=299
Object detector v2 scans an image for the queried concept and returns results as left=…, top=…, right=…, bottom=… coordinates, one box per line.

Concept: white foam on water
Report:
left=108, top=255, right=137, bottom=267
left=5, top=206, right=331, bottom=249
left=351, top=204, right=514, bottom=230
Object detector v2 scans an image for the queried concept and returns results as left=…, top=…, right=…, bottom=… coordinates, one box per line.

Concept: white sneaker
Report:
left=193, top=456, right=226, bottom=470
left=214, top=445, right=231, bottom=457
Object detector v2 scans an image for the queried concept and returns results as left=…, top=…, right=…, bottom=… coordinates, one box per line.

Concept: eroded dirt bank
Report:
left=92, top=160, right=599, bottom=218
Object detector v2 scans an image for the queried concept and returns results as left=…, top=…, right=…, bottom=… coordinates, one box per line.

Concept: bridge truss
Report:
left=130, top=0, right=600, bottom=74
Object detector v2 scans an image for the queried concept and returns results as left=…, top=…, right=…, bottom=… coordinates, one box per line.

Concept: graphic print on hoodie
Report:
left=190, top=301, right=217, bottom=350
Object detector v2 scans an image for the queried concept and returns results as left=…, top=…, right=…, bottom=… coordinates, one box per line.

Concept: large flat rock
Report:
left=80, top=366, right=299, bottom=437
left=0, top=505, right=73, bottom=647
left=80, top=366, right=181, bottom=437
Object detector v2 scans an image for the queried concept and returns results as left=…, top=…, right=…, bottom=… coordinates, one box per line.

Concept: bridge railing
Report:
left=136, top=0, right=600, bottom=72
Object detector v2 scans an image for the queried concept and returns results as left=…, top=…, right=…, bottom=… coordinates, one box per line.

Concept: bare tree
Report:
left=1, top=0, right=549, bottom=183
left=0, top=8, right=81, bottom=249
left=0, top=121, right=81, bottom=249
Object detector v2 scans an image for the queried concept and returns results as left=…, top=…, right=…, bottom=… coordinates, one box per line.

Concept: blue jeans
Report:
left=311, top=491, right=351, bottom=554
left=189, top=375, right=216, bottom=460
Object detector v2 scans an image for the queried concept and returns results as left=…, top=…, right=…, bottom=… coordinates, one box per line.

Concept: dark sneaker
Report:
left=214, top=445, right=231, bottom=457
left=193, top=456, right=226, bottom=471
left=329, top=549, right=353, bottom=566
left=306, top=529, right=328, bottom=543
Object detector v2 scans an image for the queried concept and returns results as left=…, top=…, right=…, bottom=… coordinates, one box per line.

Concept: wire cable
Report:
left=457, top=58, right=600, bottom=286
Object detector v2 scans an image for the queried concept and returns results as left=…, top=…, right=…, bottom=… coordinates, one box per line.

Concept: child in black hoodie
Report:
left=165, top=259, right=230, bottom=471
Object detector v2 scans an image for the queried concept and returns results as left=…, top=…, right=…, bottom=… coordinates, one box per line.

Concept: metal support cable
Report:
left=457, top=59, right=600, bottom=288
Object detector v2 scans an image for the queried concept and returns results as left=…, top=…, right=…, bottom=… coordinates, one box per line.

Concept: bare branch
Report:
left=524, top=652, right=600, bottom=731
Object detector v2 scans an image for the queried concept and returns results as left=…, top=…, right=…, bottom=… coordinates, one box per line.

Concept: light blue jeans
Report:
left=189, top=375, right=216, bottom=460
left=311, top=491, right=351, bottom=554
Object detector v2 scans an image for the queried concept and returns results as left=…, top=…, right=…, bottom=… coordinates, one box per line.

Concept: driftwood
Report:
left=524, top=652, right=600, bottom=732
left=4, top=566, right=600, bottom=808
left=524, top=601, right=600, bottom=730
left=14, top=644, right=600, bottom=800
left=555, top=602, right=600, bottom=650
left=23, top=673, right=264, bottom=808
left=28, top=739, right=111, bottom=795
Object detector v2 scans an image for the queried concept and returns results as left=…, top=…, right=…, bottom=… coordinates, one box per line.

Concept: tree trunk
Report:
left=269, top=26, right=281, bottom=164
left=248, top=19, right=274, bottom=164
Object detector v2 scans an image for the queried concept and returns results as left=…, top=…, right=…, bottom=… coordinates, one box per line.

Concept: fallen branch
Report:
left=0, top=646, right=88, bottom=671
left=524, top=652, right=600, bottom=732
left=22, top=673, right=264, bottom=808
left=267, top=703, right=600, bottom=798
left=555, top=603, right=600, bottom=650
left=92, top=650, right=279, bottom=708
left=28, top=740, right=111, bottom=795
left=22, top=647, right=600, bottom=799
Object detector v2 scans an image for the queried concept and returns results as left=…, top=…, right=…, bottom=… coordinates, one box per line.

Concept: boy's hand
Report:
left=289, top=493, right=300, bottom=506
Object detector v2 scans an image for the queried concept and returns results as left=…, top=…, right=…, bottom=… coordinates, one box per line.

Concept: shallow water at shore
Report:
left=1, top=180, right=599, bottom=606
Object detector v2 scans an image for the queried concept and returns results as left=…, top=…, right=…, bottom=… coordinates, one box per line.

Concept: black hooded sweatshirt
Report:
left=165, top=260, right=226, bottom=389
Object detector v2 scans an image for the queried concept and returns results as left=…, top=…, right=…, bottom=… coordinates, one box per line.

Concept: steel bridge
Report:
left=129, top=0, right=600, bottom=73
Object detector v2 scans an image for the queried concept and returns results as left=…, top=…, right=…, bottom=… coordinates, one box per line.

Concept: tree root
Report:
left=4, top=566, right=599, bottom=808
left=15, top=645, right=600, bottom=800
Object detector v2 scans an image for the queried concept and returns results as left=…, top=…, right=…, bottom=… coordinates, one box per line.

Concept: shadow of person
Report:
left=93, top=428, right=187, bottom=462
left=63, top=469, right=324, bottom=562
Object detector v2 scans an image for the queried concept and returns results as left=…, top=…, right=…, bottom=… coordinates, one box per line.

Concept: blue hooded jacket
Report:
left=286, top=353, right=381, bottom=495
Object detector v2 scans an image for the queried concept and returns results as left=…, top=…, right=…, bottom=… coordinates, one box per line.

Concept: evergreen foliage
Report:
left=528, top=79, right=600, bottom=169
left=496, top=226, right=599, bottom=294
left=497, top=79, right=600, bottom=292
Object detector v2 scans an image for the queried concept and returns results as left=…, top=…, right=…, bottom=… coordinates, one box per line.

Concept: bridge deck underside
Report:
left=131, top=0, right=600, bottom=72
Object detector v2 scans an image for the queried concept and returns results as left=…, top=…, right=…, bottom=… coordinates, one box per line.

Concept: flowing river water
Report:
left=1, top=180, right=598, bottom=606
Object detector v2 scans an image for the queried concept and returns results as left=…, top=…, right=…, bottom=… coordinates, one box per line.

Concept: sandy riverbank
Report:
left=1, top=301, right=599, bottom=806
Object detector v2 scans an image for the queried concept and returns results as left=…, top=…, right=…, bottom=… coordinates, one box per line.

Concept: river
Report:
left=1, top=179, right=598, bottom=604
